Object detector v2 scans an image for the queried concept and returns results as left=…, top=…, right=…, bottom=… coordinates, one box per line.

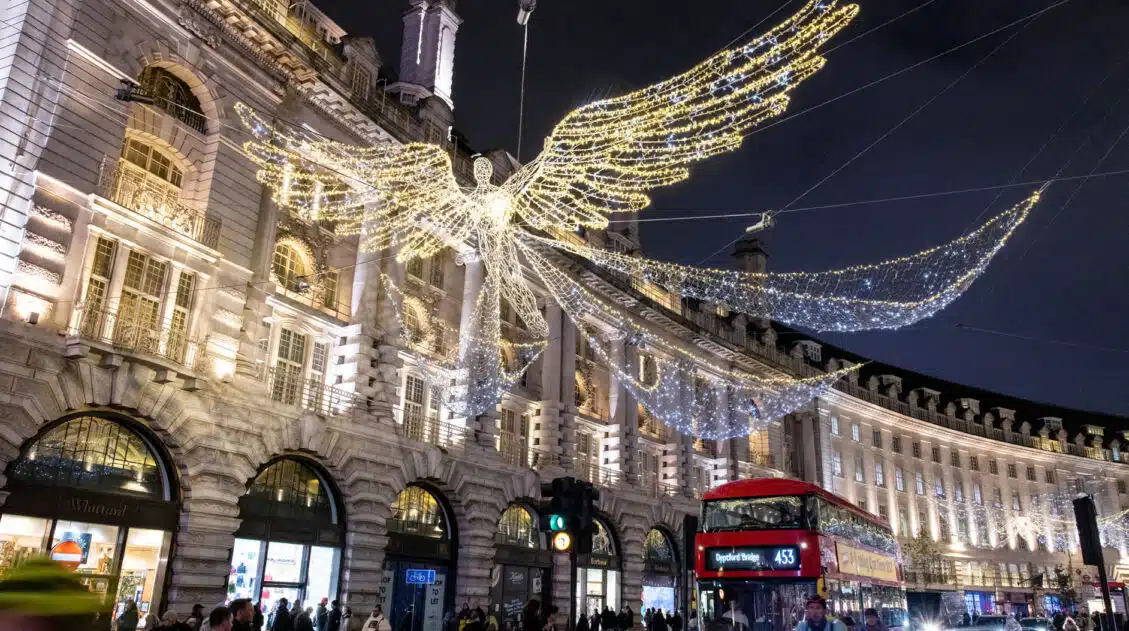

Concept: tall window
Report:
left=850, top=423, right=860, bottom=442
left=951, top=452, right=961, bottom=467
left=854, top=456, right=864, bottom=483
left=891, top=436, right=901, bottom=453
left=1007, top=463, right=1018, bottom=479
left=497, top=505, right=537, bottom=548
left=912, top=442, right=921, bottom=458
left=954, top=481, right=964, bottom=503
left=934, top=477, right=945, bottom=498
left=1011, top=491, right=1022, bottom=512
left=872, top=429, right=882, bottom=448
left=973, top=484, right=983, bottom=504
left=137, top=67, right=205, bottom=132
left=895, top=468, right=904, bottom=492
left=167, top=271, right=196, bottom=361
left=970, top=456, right=980, bottom=471
left=875, top=462, right=885, bottom=487
left=829, top=416, right=839, bottom=435
left=348, top=64, right=371, bottom=101
left=273, top=243, right=311, bottom=293
left=915, top=472, right=925, bottom=495
left=1045, top=470, right=1056, bottom=484
left=80, top=238, right=117, bottom=336
left=496, top=408, right=530, bottom=466
left=1026, top=466, right=1037, bottom=482
left=113, top=139, right=187, bottom=222
left=989, top=459, right=999, bottom=475
left=116, top=251, right=168, bottom=353
left=271, top=328, right=308, bottom=405
left=931, top=446, right=941, bottom=463
left=832, top=451, right=842, bottom=477
left=402, top=375, right=428, bottom=440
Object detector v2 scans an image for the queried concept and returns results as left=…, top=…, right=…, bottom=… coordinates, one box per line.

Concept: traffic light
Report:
left=538, top=477, right=575, bottom=534
left=572, top=481, right=600, bottom=554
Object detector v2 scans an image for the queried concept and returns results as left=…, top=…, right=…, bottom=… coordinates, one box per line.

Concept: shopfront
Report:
left=379, top=484, right=455, bottom=631
left=642, top=528, right=678, bottom=615
left=0, top=413, right=179, bottom=619
left=492, top=505, right=552, bottom=627
left=575, top=519, right=621, bottom=619
left=228, top=457, right=344, bottom=612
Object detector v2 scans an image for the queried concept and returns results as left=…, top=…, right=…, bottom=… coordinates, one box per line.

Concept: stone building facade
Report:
left=0, top=0, right=1124, bottom=625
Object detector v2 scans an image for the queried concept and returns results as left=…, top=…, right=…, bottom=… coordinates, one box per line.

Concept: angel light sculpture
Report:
left=236, top=1, right=1040, bottom=438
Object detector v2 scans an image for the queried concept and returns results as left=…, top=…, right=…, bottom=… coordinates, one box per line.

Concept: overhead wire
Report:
left=691, top=9, right=1038, bottom=265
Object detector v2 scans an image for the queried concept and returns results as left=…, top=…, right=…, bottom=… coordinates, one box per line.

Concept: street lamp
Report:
left=517, top=0, right=536, bottom=25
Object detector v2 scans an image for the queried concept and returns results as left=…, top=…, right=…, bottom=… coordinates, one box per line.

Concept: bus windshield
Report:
left=702, top=496, right=808, bottom=533
left=698, top=579, right=813, bottom=631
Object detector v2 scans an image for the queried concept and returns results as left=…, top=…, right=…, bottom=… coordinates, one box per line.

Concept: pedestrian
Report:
left=1064, top=616, right=1080, bottom=631
left=618, top=607, right=629, bottom=631
left=326, top=601, right=343, bottom=631
left=343, top=606, right=354, bottom=631
left=794, top=598, right=846, bottom=631
left=671, top=611, right=682, bottom=631
left=292, top=603, right=304, bottom=626
left=578, top=613, right=591, bottom=631
left=1055, top=613, right=1067, bottom=631
left=522, top=600, right=541, bottom=631
left=543, top=606, right=559, bottom=631
left=486, top=606, right=500, bottom=631
left=364, top=605, right=393, bottom=631
left=296, top=607, right=315, bottom=631
left=863, top=609, right=887, bottom=631
left=230, top=599, right=254, bottom=631
left=255, top=605, right=264, bottom=631
left=592, top=610, right=601, bottom=631
left=187, top=605, right=207, bottom=631
left=275, top=600, right=296, bottom=631
left=210, top=607, right=235, bottom=631
left=316, top=600, right=330, bottom=631
left=118, top=600, right=141, bottom=631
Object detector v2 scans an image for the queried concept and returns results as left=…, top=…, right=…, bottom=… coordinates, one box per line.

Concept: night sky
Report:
left=321, top=0, right=1129, bottom=418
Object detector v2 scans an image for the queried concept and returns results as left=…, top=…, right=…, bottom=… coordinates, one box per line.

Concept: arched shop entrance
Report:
left=0, top=413, right=179, bottom=619
left=492, top=504, right=552, bottom=627
left=229, top=457, right=345, bottom=612
left=380, top=484, right=456, bottom=631
left=642, top=528, right=679, bottom=615
left=576, top=519, right=621, bottom=619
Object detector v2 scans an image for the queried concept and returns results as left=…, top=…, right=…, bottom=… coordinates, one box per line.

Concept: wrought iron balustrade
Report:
left=70, top=305, right=210, bottom=372
left=396, top=413, right=471, bottom=451
left=266, top=367, right=363, bottom=416
left=98, top=157, right=221, bottom=248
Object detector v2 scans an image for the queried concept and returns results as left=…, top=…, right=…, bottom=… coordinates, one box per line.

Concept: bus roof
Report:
left=702, top=478, right=891, bottom=529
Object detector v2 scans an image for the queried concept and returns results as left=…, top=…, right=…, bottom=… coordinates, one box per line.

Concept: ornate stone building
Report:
left=0, top=0, right=1124, bottom=626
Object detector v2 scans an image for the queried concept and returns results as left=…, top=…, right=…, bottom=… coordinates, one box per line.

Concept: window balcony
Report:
left=69, top=305, right=210, bottom=372
left=639, top=471, right=683, bottom=498
left=395, top=413, right=472, bottom=451
left=98, top=157, right=221, bottom=248
left=266, top=367, right=364, bottom=416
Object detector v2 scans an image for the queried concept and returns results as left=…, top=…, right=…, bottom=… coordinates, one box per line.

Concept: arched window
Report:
left=497, top=505, right=538, bottom=549
left=232, top=457, right=343, bottom=612
left=389, top=485, right=448, bottom=540
left=243, top=458, right=335, bottom=524
left=644, top=528, right=674, bottom=566
left=272, top=242, right=312, bottom=292
left=137, top=67, right=206, bottom=133
left=9, top=415, right=168, bottom=500
left=592, top=519, right=615, bottom=557
left=1, top=414, right=178, bottom=618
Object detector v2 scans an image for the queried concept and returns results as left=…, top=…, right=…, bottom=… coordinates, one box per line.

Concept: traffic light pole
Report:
left=569, top=543, right=578, bottom=631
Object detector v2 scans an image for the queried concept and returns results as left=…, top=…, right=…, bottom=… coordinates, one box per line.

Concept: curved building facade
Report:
left=0, top=0, right=1122, bottom=626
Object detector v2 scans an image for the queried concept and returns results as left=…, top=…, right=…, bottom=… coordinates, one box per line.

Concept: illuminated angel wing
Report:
left=505, top=0, right=858, bottom=231
left=529, top=190, right=1042, bottom=332
left=235, top=103, right=470, bottom=260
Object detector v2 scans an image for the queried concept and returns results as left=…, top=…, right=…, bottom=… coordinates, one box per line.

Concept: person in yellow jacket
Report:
left=0, top=556, right=106, bottom=631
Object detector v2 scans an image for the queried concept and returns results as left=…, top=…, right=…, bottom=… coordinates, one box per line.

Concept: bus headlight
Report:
left=923, top=622, right=941, bottom=631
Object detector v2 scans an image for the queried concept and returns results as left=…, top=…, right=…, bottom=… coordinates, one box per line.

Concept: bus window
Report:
left=697, top=580, right=814, bottom=631
left=702, top=496, right=806, bottom=532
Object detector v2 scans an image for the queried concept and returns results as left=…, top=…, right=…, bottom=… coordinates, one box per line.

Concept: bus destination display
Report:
left=704, top=546, right=801, bottom=571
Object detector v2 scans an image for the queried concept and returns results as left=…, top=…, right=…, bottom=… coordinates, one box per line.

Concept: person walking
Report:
left=578, top=613, right=591, bottom=631
left=296, top=607, right=316, bottom=631
left=274, top=600, right=295, bottom=631
left=793, top=598, right=845, bottom=631
left=316, top=600, right=330, bottom=631
left=231, top=599, right=254, bottom=631
left=326, top=601, right=343, bottom=631
left=187, top=605, right=206, bottom=631
left=521, top=600, right=541, bottom=631
left=862, top=609, right=887, bottom=631
left=117, top=600, right=141, bottom=631
left=364, top=605, right=392, bottom=631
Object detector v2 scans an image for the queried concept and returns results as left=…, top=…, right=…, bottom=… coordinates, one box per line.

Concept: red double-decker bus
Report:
left=695, top=479, right=907, bottom=631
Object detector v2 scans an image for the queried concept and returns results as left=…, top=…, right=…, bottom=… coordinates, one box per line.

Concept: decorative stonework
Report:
left=23, top=232, right=67, bottom=258
left=16, top=260, right=61, bottom=285
left=211, top=308, right=243, bottom=329
left=177, top=4, right=220, bottom=48
left=31, top=205, right=73, bottom=230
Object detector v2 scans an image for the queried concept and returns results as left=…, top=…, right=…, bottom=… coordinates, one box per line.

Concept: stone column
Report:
left=157, top=266, right=182, bottom=356
left=558, top=315, right=578, bottom=469
left=796, top=411, right=821, bottom=485
left=235, top=184, right=281, bottom=378
left=675, top=363, right=694, bottom=496
left=454, top=489, right=497, bottom=609
left=621, top=343, right=641, bottom=478
left=533, top=303, right=564, bottom=470
left=456, top=254, right=483, bottom=362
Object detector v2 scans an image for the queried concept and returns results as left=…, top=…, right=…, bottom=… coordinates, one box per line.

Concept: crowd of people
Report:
left=575, top=606, right=638, bottom=631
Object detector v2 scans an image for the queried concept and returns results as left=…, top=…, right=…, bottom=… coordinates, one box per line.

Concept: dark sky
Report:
left=323, top=0, right=1129, bottom=418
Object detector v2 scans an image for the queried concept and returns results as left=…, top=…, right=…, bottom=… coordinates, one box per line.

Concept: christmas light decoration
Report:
left=530, top=188, right=1042, bottom=332
left=237, top=1, right=1032, bottom=436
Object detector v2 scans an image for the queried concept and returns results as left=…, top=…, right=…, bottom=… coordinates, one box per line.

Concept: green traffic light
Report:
left=549, top=515, right=566, bottom=531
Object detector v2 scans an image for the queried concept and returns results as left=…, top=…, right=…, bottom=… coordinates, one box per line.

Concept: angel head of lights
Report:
left=236, top=0, right=1039, bottom=438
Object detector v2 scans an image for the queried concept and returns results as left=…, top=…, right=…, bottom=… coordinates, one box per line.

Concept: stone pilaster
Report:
left=618, top=515, right=647, bottom=621
left=236, top=184, right=281, bottom=377
left=552, top=548, right=573, bottom=620
left=621, top=344, right=641, bottom=478
left=558, top=315, right=578, bottom=466
left=166, top=484, right=242, bottom=613
left=455, top=488, right=500, bottom=608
